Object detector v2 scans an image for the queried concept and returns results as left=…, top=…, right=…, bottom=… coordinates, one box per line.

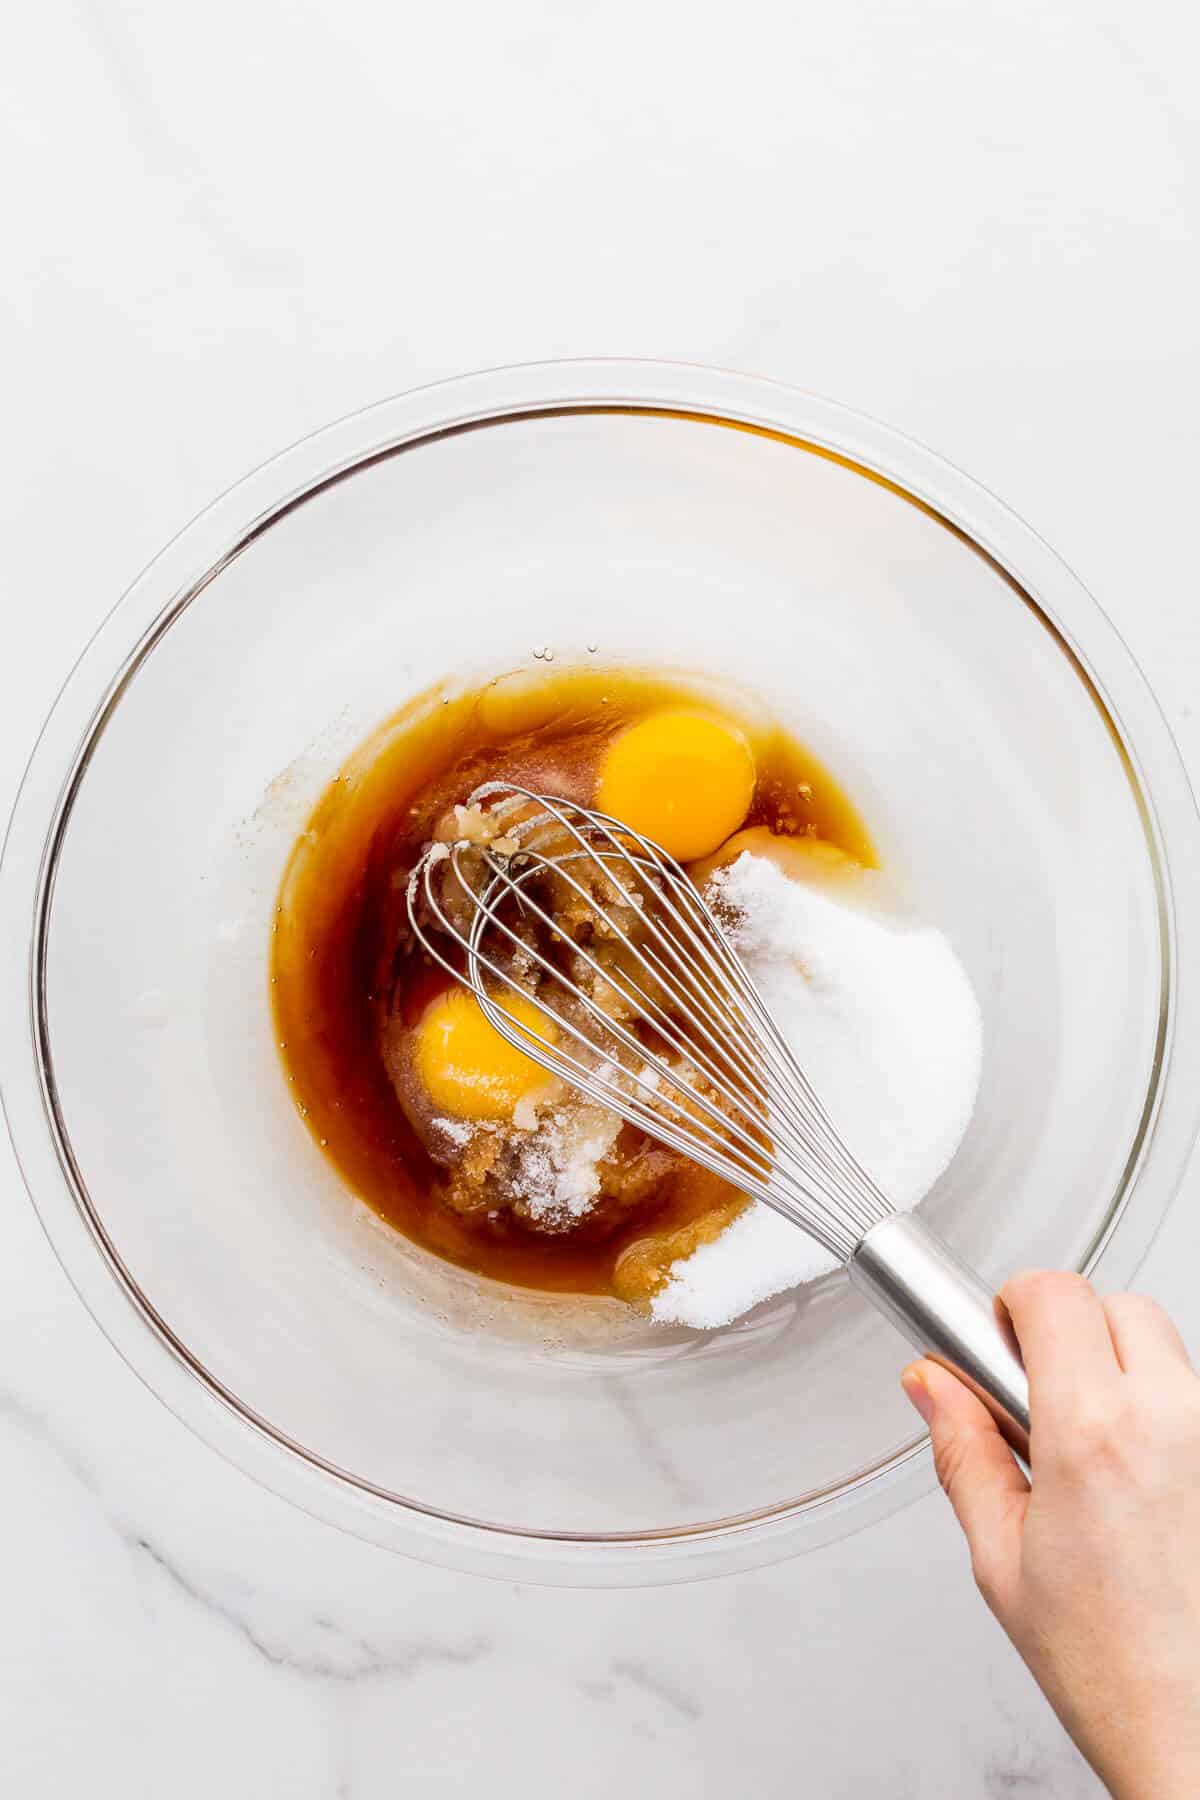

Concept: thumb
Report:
left=902, top=1359, right=1029, bottom=1614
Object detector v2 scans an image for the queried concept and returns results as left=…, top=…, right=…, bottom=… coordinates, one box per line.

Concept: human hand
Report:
left=902, top=1272, right=1200, bottom=1800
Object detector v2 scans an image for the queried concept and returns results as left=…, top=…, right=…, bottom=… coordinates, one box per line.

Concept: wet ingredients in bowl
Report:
left=272, top=666, right=982, bottom=1326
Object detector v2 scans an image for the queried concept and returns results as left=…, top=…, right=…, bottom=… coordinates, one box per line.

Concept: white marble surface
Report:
left=4, top=1, right=1200, bottom=1792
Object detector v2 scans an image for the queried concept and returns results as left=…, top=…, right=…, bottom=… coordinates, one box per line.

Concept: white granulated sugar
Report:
left=650, top=852, right=982, bottom=1329
left=434, top=1116, right=476, bottom=1147
left=511, top=1092, right=541, bottom=1132
left=511, top=1102, right=623, bottom=1223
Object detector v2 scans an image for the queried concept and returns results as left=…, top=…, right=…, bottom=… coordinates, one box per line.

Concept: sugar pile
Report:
left=510, top=1102, right=622, bottom=1222
left=649, top=851, right=983, bottom=1329
left=433, top=1098, right=622, bottom=1226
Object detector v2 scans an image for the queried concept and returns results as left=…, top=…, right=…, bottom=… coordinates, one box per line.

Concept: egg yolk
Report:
left=413, top=988, right=558, bottom=1122
left=596, top=710, right=756, bottom=861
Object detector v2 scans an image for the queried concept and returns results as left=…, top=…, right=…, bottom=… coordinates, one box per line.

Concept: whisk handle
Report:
left=849, top=1213, right=1031, bottom=1462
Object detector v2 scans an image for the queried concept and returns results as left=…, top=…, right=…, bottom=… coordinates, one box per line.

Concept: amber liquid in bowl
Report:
left=272, top=667, right=873, bottom=1297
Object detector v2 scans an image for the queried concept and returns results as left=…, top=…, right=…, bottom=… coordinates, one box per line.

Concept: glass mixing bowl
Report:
left=4, top=361, right=1199, bottom=1585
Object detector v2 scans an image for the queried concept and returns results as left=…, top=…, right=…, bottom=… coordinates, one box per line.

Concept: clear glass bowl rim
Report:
left=3, top=357, right=1199, bottom=1587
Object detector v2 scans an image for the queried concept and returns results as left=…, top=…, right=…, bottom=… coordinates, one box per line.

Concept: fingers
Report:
left=1103, top=1292, right=1194, bottom=1375
left=902, top=1359, right=1028, bottom=1614
left=1001, top=1271, right=1121, bottom=1427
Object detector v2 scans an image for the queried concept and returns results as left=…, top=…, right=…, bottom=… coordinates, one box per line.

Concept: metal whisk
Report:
left=408, top=783, right=1030, bottom=1455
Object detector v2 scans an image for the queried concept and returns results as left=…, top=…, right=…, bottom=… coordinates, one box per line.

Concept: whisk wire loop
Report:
left=407, top=785, right=896, bottom=1261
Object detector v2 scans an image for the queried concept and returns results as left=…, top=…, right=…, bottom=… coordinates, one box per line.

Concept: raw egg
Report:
left=596, top=710, right=756, bottom=861
left=414, top=988, right=557, bottom=1121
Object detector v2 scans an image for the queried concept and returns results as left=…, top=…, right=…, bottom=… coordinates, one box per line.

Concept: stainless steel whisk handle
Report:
left=849, top=1213, right=1031, bottom=1462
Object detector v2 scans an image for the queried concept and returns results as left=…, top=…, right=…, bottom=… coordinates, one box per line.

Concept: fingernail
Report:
left=901, top=1367, right=934, bottom=1424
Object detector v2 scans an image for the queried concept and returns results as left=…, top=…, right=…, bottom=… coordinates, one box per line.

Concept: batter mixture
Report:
left=272, top=666, right=980, bottom=1325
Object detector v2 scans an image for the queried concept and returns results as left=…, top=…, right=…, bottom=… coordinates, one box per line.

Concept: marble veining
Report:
left=578, top=1659, right=703, bottom=1723
left=133, top=1534, right=495, bottom=1686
